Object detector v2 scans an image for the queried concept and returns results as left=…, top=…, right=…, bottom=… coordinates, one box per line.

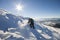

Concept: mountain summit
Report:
left=0, top=9, right=60, bottom=40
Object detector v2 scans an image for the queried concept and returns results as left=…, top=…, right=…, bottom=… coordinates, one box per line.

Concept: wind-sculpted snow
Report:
left=0, top=20, right=60, bottom=40
left=0, top=10, right=60, bottom=40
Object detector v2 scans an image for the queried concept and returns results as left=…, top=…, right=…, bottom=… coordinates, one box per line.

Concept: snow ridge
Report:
left=0, top=9, right=60, bottom=40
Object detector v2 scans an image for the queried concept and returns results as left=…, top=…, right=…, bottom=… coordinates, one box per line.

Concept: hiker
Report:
left=28, top=18, right=35, bottom=29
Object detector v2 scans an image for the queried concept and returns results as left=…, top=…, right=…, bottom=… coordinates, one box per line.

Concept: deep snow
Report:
left=0, top=9, right=60, bottom=40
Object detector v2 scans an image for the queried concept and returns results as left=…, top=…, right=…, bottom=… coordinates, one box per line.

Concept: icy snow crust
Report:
left=0, top=10, right=60, bottom=40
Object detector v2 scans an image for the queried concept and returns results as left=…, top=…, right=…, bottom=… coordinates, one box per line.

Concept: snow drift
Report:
left=0, top=9, right=60, bottom=40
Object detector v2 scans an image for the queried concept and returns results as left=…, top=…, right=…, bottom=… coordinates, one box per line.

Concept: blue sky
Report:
left=0, top=0, right=60, bottom=18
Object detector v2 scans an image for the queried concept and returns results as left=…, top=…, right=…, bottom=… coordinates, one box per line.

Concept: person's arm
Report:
left=28, top=20, right=31, bottom=24
left=28, top=19, right=30, bottom=23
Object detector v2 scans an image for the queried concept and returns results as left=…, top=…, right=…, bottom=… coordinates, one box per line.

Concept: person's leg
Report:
left=31, top=24, right=35, bottom=29
left=30, top=24, right=32, bottom=28
left=32, top=25, right=35, bottom=29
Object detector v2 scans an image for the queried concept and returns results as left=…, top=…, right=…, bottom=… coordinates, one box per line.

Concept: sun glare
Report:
left=16, top=4, right=23, bottom=11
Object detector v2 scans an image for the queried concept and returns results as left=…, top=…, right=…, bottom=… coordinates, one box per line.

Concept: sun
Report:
left=16, top=4, right=23, bottom=11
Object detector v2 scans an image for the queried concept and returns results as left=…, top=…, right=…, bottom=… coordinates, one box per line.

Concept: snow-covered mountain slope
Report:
left=0, top=9, right=60, bottom=40
left=0, top=20, right=60, bottom=40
